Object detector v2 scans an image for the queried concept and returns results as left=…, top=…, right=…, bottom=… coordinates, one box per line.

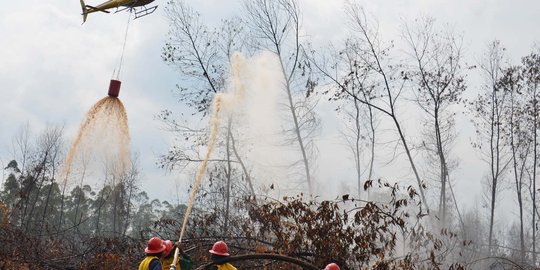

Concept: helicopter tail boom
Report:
left=80, top=0, right=88, bottom=23
left=80, top=0, right=112, bottom=23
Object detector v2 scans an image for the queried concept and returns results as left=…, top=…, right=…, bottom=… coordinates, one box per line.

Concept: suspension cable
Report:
left=114, top=11, right=132, bottom=80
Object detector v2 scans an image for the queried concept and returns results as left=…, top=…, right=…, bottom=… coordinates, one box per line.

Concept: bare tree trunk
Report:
left=123, top=158, right=139, bottom=236
left=474, top=41, right=509, bottom=255
left=448, top=176, right=465, bottom=237
left=112, top=177, right=118, bottom=234
left=347, top=5, right=429, bottom=210
left=11, top=124, right=31, bottom=227
left=359, top=85, right=376, bottom=200
left=532, top=87, right=538, bottom=266
left=224, top=120, right=232, bottom=233
left=40, top=171, right=58, bottom=234
left=230, top=132, right=255, bottom=198
left=514, top=156, right=527, bottom=265
left=41, top=158, right=59, bottom=232
left=402, top=18, right=466, bottom=222
left=123, top=180, right=135, bottom=236
left=95, top=187, right=104, bottom=233
left=13, top=123, right=31, bottom=178
left=95, top=169, right=109, bottom=234
left=367, top=109, right=376, bottom=201
left=518, top=193, right=525, bottom=264
left=354, top=98, right=362, bottom=198
left=39, top=128, right=62, bottom=233
left=245, top=0, right=314, bottom=194
left=488, top=85, right=503, bottom=254
left=367, top=106, right=376, bottom=184
left=277, top=54, right=313, bottom=194
left=509, top=91, right=526, bottom=264
left=533, top=122, right=538, bottom=266
left=25, top=164, right=44, bottom=232
left=74, top=165, right=87, bottom=227
left=393, top=117, right=429, bottom=209
left=433, top=113, right=451, bottom=224
left=41, top=179, right=55, bottom=229
left=58, top=176, right=68, bottom=229
left=488, top=92, right=500, bottom=254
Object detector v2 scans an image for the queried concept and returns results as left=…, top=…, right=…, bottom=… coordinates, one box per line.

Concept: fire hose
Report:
left=194, top=253, right=319, bottom=270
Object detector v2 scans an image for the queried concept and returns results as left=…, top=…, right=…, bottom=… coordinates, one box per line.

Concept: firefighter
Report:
left=138, top=236, right=166, bottom=270
left=208, top=240, right=237, bottom=270
left=161, top=240, right=193, bottom=270
left=324, top=263, right=340, bottom=270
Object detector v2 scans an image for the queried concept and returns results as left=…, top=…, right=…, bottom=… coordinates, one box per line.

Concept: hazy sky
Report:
left=0, top=0, right=539, bottom=218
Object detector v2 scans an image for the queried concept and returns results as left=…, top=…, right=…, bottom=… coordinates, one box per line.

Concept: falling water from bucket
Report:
left=62, top=80, right=131, bottom=181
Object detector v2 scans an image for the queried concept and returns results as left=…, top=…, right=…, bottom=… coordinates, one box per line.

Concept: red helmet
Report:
left=145, top=237, right=166, bottom=254
left=209, top=240, right=230, bottom=256
left=324, top=263, right=340, bottom=270
left=162, top=240, right=173, bottom=258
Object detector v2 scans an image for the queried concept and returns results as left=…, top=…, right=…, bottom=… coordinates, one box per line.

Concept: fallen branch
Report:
left=195, top=253, right=320, bottom=270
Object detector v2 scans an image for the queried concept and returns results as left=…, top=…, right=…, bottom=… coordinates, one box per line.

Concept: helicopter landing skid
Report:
left=133, top=5, right=158, bottom=19
left=113, top=4, right=157, bottom=19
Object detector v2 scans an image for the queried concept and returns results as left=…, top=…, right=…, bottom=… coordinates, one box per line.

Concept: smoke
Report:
left=177, top=51, right=314, bottom=246
left=222, top=51, right=300, bottom=196
left=176, top=52, right=289, bottom=249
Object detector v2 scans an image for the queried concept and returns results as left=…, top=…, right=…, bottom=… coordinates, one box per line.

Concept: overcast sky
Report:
left=0, top=0, right=539, bottom=219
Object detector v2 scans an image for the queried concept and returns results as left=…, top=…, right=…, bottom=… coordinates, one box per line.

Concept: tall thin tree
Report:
left=471, top=41, right=511, bottom=254
left=403, top=17, right=466, bottom=224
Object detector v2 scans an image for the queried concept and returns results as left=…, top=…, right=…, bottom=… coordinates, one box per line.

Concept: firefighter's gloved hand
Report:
left=174, top=241, right=183, bottom=254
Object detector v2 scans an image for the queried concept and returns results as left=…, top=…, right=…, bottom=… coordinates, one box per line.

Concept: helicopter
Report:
left=80, top=0, right=158, bottom=23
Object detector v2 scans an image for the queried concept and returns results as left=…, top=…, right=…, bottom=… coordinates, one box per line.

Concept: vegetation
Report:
left=1, top=0, right=539, bottom=269
left=0, top=152, right=468, bottom=269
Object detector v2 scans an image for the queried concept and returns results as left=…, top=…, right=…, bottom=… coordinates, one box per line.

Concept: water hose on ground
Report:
left=194, top=253, right=319, bottom=270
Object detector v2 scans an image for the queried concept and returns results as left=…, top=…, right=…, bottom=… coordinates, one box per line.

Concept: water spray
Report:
left=168, top=52, right=278, bottom=268
left=62, top=80, right=131, bottom=186
left=170, top=94, right=223, bottom=270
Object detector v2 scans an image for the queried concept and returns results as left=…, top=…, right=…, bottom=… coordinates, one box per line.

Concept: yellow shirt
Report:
left=217, top=263, right=237, bottom=270
left=138, top=256, right=160, bottom=270
left=161, top=257, right=180, bottom=270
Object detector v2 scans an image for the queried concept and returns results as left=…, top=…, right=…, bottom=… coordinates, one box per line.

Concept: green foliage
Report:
left=0, top=152, right=188, bottom=269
